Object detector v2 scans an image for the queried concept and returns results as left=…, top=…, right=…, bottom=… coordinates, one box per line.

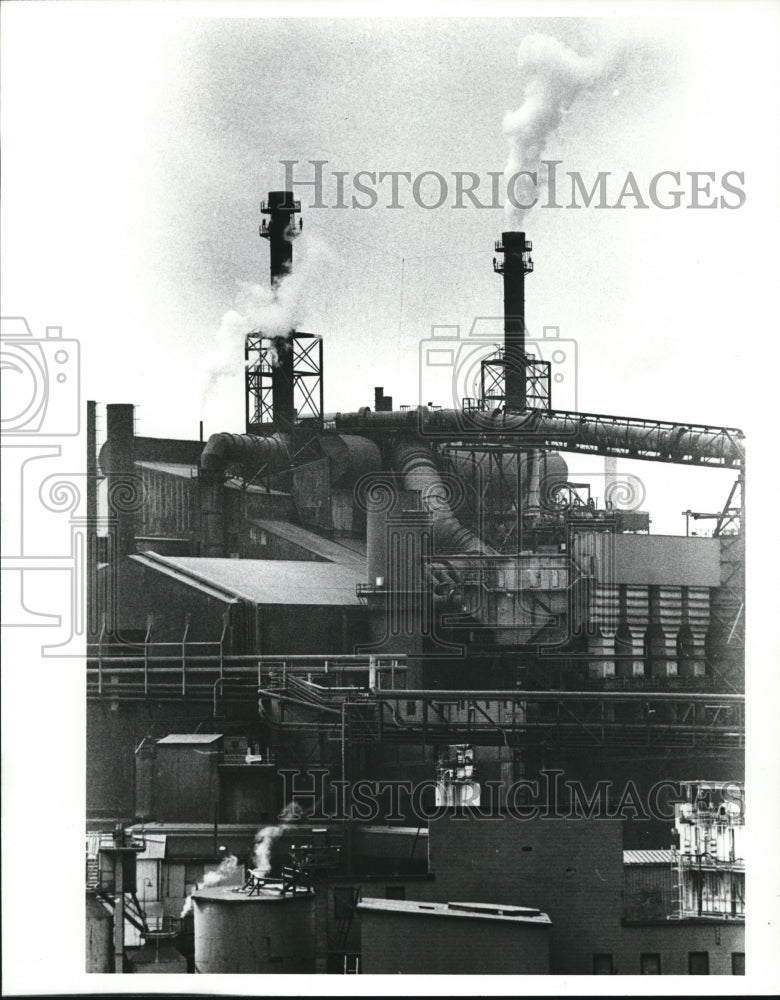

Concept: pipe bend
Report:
left=200, top=432, right=291, bottom=474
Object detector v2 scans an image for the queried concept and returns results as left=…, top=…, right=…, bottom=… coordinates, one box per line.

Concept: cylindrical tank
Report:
left=86, top=891, right=112, bottom=973
left=193, top=887, right=315, bottom=974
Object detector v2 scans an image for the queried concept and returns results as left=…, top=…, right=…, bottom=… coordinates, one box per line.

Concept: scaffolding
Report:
left=671, top=781, right=745, bottom=920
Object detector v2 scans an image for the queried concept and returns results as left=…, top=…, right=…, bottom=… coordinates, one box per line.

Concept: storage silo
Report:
left=192, top=885, right=315, bottom=973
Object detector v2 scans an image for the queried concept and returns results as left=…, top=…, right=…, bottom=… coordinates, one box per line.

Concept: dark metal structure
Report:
left=246, top=191, right=323, bottom=433
left=493, top=231, right=534, bottom=411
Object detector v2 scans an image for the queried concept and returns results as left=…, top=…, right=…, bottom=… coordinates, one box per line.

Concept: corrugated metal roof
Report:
left=623, top=849, right=673, bottom=865
left=158, top=555, right=363, bottom=606
left=157, top=733, right=223, bottom=745
left=249, top=519, right=365, bottom=569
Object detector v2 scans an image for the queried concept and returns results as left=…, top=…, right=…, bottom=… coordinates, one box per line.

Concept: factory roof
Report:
left=135, top=460, right=197, bottom=479
left=249, top=519, right=365, bottom=568
left=131, top=553, right=241, bottom=602
left=623, top=849, right=674, bottom=865
left=357, top=898, right=551, bottom=926
left=142, top=553, right=363, bottom=606
left=157, top=733, right=223, bottom=745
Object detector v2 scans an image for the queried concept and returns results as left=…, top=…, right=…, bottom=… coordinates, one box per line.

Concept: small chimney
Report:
left=105, top=404, right=137, bottom=560
left=374, top=387, right=393, bottom=412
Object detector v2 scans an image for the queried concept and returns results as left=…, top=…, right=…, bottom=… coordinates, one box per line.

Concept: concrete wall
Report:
left=153, top=743, right=221, bottom=824
left=111, top=558, right=243, bottom=645
left=619, top=921, right=744, bottom=976
left=360, top=904, right=550, bottom=974
left=418, top=812, right=624, bottom=975
left=87, top=704, right=139, bottom=819
left=613, top=535, right=721, bottom=587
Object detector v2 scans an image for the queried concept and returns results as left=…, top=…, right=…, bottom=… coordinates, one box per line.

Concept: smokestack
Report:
left=260, top=191, right=301, bottom=431
left=494, top=231, right=533, bottom=411
left=374, top=387, right=393, bottom=412
left=104, top=404, right=137, bottom=560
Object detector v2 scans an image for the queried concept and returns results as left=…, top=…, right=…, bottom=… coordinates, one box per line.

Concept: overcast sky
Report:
left=3, top=5, right=779, bottom=532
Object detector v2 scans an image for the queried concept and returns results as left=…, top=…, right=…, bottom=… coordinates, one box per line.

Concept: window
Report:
left=640, top=953, right=661, bottom=975
left=385, top=885, right=406, bottom=900
left=689, top=951, right=710, bottom=975
left=731, top=952, right=745, bottom=976
left=593, top=953, right=613, bottom=975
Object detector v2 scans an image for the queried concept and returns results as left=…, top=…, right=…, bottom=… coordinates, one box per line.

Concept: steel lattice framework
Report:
left=245, top=331, right=323, bottom=433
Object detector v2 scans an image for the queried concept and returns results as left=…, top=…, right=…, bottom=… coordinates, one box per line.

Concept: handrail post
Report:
left=98, top=618, right=106, bottom=696
left=144, top=616, right=153, bottom=697
left=181, top=615, right=191, bottom=697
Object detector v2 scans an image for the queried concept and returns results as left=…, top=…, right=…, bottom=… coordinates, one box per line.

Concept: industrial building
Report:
left=86, top=191, right=745, bottom=975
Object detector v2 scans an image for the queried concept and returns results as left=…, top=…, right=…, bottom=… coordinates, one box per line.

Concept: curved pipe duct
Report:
left=444, top=448, right=568, bottom=513
left=391, top=436, right=495, bottom=557
left=199, top=432, right=292, bottom=475
left=318, top=433, right=382, bottom=485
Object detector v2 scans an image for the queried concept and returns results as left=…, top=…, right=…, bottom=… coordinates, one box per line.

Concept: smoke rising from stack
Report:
left=180, top=852, right=239, bottom=917
left=198, top=232, right=330, bottom=403
left=503, top=33, right=624, bottom=228
left=252, top=801, right=304, bottom=877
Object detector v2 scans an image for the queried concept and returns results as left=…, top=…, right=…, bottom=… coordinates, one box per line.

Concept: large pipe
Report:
left=443, top=449, right=568, bottom=515
left=333, top=407, right=744, bottom=469
left=200, top=432, right=291, bottom=475
left=199, top=432, right=291, bottom=556
left=391, top=437, right=494, bottom=555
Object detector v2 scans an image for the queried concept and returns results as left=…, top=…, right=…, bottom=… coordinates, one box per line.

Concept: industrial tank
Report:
left=192, top=886, right=315, bottom=974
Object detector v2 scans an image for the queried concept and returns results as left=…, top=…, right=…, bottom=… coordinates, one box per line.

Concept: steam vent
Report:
left=86, top=189, right=745, bottom=977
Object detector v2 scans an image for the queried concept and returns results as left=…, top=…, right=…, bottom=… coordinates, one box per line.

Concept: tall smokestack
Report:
left=104, top=404, right=137, bottom=561
left=494, top=231, right=533, bottom=411
left=259, top=191, right=301, bottom=431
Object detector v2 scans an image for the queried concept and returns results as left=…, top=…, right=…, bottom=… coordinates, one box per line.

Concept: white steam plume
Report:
left=251, top=801, right=304, bottom=877
left=503, top=33, right=623, bottom=228
left=180, top=851, right=239, bottom=917
left=198, top=232, right=331, bottom=403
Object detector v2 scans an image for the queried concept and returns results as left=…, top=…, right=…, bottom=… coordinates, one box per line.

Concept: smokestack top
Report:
left=501, top=230, right=528, bottom=245
left=264, top=190, right=299, bottom=214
